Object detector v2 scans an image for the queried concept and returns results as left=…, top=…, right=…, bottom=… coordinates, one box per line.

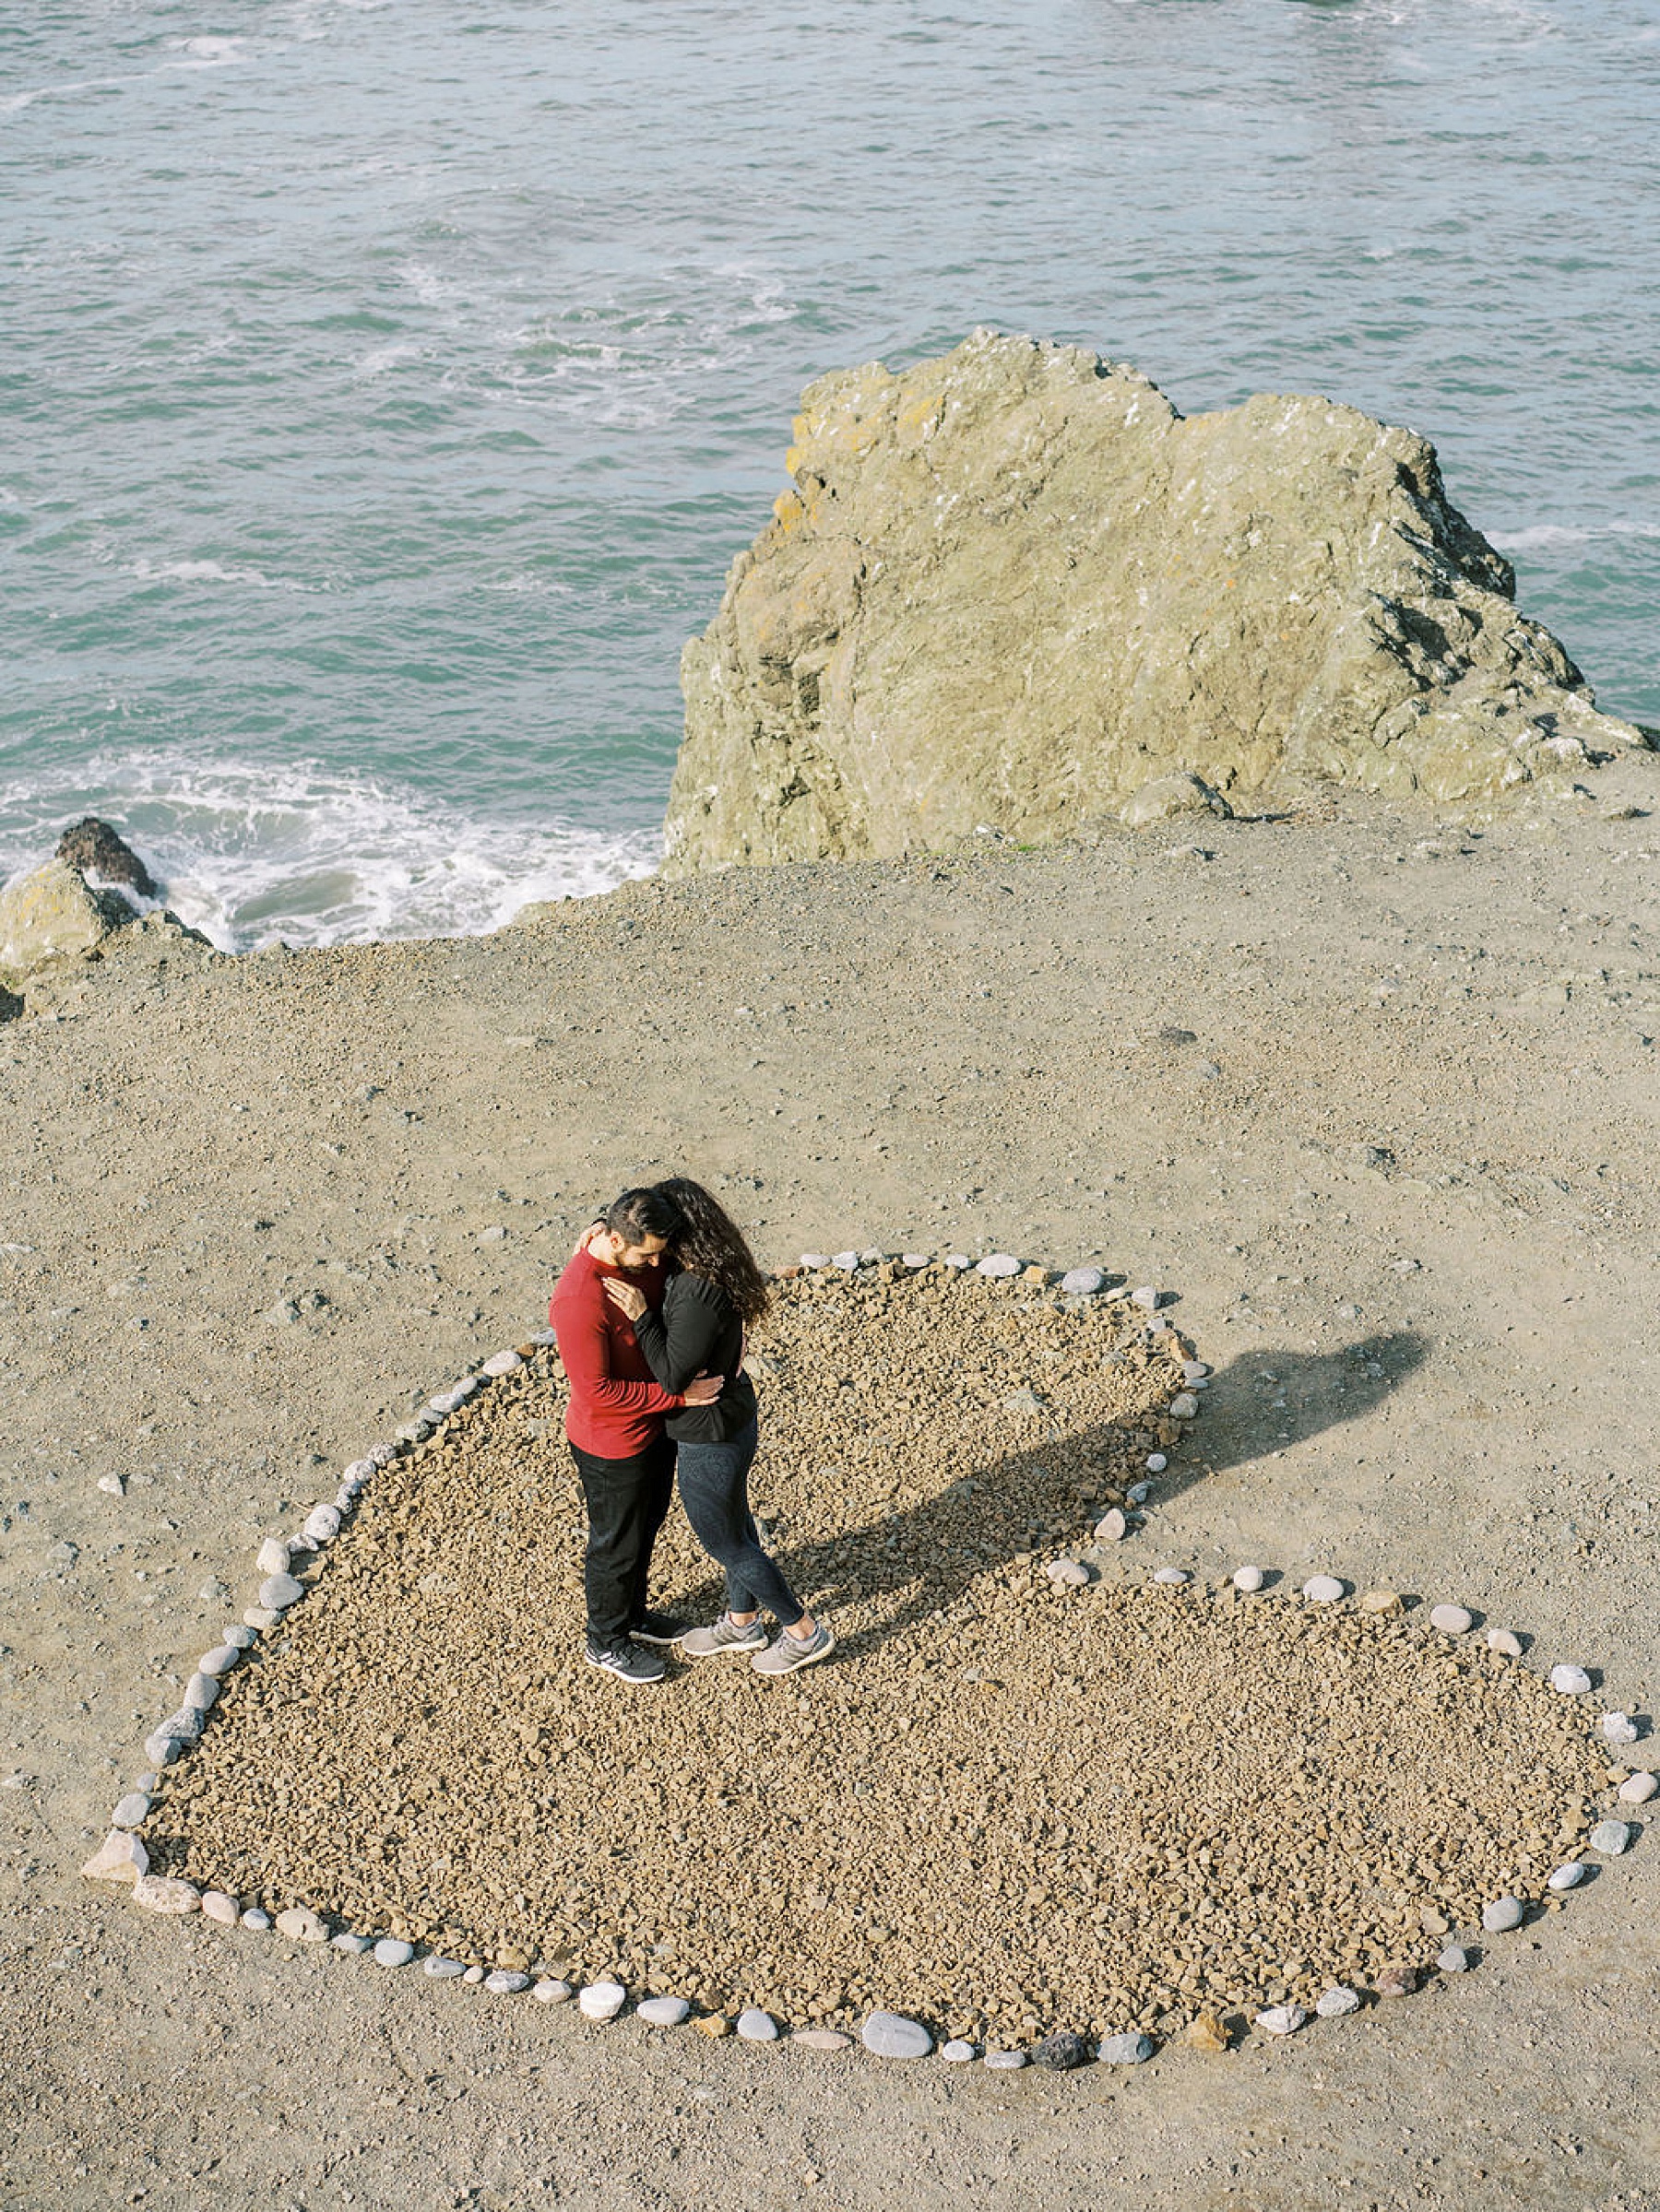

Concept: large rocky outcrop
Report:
left=665, top=330, right=1648, bottom=870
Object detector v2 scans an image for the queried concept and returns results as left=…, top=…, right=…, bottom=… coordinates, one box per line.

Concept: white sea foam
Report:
left=1497, top=521, right=1660, bottom=553
left=0, top=751, right=660, bottom=953
left=126, top=557, right=320, bottom=594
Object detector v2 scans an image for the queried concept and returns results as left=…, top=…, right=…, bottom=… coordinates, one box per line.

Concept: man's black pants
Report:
left=569, top=1435, right=677, bottom=1650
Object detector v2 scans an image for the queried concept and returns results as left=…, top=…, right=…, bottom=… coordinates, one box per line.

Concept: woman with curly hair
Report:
left=600, top=1176, right=833, bottom=1674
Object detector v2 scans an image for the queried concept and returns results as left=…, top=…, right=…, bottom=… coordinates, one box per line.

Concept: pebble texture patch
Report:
left=143, top=1264, right=1607, bottom=2047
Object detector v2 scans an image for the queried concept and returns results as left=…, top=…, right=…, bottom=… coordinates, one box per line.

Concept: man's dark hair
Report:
left=603, top=1186, right=682, bottom=1244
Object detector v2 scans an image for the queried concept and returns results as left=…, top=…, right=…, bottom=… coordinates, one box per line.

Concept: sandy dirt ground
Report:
left=3, top=763, right=1658, bottom=2211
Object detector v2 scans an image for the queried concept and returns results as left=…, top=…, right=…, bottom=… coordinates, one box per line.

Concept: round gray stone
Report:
left=240, top=1908, right=272, bottom=1931
left=1437, top=1946, right=1470, bottom=1974
left=1549, top=1663, right=1593, bottom=1696
left=736, top=2007, right=779, bottom=2041
left=976, top=1253, right=1021, bottom=1278
left=183, top=1673, right=219, bottom=1714
left=331, top=1933, right=373, bottom=1956
left=983, top=2050, right=1026, bottom=2070
left=1547, top=1862, right=1586, bottom=1890
left=941, top=2039, right=977, bottom=2062
left=1061, top=1268, right=1105, bottom=1295
left=1232, top=1566, right=1265, bottom=1592
left=112, top=1792, right=151, bottom=1828
left=423, top=1957, right=467, bottom=1979
left=636, top=1994, right=692, bottom=2028
left=861, top=2010, right=933, bottom=2059
left=1314, top=1986, right=1361, bottom=2017
left=1429, top=1603, right=1474, bottom=1634
left=1591, top=1819, right=1633, bottom=1855
left=1481, top=1896, right=1524, bottom=1932
left=373, top=1938, right=415, bottom=1968
left=197, top=1644, right=242, bottom=1677
left=258, top=1571, right=304, bottom=1612
left=1099, top=2031, right=1156, bottom=2063
left=1601, top=1712, right=1641, bottom=1745
left=1168, top=1392, right=1199, bottom=1420
left=1301, top=1575, right=1346, bottom=1604
left=484, top=1970, right=530, bottom=1993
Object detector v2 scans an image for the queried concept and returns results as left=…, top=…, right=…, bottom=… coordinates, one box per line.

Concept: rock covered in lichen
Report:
left=665, top=329, right=1646, bottom=874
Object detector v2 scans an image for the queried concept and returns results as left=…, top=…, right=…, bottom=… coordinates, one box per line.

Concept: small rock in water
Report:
left=1314, top=1986, right=1361, bottom=2018
left=1031, top=2030, right=1093, bottom=2072
left=1429, top=1604, right=1474, bottom=1635
left=862, top=2010, right=933, bottom=2059
left=255, top=1537, right=290, bottom=1577
left=1481, top=1897, right=1524, bottom=1932
left=1547, top=1862, right=1586, bottom=1891
left=940, top=2039, right=977, bottom=2063
left=1046, top=1557, right=1090, bottom=1588
left=636, top=1995, right=692, bottom=2028
left=275, top=1908, right=327, bottom=1944
left=1590, top=1819, right=1633, bottom=1855
left=1301, top=1576, right=1346, bottom=1604
left=111, top=1792, right=151, bottom=1829
left=485, top=1970, right=530, bottom=1994
left=331, top=1933, right=373, bottom=1956
left=1359, top=1590, right=1403, bottom=1615
left=792, top=2027, right=852, bottom=2051
left=531, top=1977, right=574, bottom=2003
left=1145, top=1451, right=1168, bottom=1473
left=1095, top=1509, right=1128, bottom=1543
left=1153, top=1567, right=1190, bottom=1586
left=736, top=2007, right=780, bottom=2041
left=1168, top=1392, right=1199, bottom=1420
left=578, top=1979, right=627, bottom=2021
left=984, top=2050, right=1026, bottom=2071
left=424, top=1958, right=468, bottom=1980
left=1098, top=2031, right=1156, bottom=2064
left=259, top=1572, right=304, bottom=1612
left=1061, top=1268, right=1105, bottom=1295
left=1232, top=1565, right=1265, bottom=1592
left=200, top=1891, right=240, bottom=1927
left=1600, top=1712, right=1641, bottom=1745
left=976, top=1254, right=1021, bottom=1278
left=482, top=1349, right=524, bottom=1377
left=240, top=1909, right=272, bottom=1932
left=1487, top=1627, right=1524, bottom=1657
left=1437, top=1946, right=1470, bottom=1974
left=1550, top=1663, right=1593, bottom=1696
left=1617, top=1769, right=1657, bottom=1804
left=132, top=1876, right=199, bottom=1916
left=1254, top=2006, right=1307, bottom=2037
left=374, top=1939, right=414, bottom=1968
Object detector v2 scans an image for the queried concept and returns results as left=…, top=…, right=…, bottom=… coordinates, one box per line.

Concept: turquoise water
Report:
left=5, top=0, right=1657, bottom=945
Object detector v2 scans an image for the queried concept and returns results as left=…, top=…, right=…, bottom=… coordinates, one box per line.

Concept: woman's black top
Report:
left=632, top=1269, right=758, bottom=1444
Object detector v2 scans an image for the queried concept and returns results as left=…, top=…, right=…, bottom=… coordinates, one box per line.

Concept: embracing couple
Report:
left=550, top=1177, right=833, bottom=1686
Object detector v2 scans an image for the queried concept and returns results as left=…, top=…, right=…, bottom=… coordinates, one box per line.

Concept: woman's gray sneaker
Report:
left=680, top=1613, right=769, bottom=1658
left=585, top=1638, right=667, bottom=1685
left=751, top=1623, right=836, bottom=1674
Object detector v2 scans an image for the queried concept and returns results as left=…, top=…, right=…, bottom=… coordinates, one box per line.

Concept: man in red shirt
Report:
left=551, top=1187, right=720, bottom=1684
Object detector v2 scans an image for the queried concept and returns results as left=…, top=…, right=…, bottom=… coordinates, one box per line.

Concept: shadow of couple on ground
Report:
left=666, top=1331, right=1429, bottom=1655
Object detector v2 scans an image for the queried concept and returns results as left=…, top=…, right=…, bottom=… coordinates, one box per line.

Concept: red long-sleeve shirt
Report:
left=550, top=1247, right=685, bottom=1458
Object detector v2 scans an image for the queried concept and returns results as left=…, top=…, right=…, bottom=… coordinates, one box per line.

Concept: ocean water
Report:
left=5, top=0, right=1657, bottom=948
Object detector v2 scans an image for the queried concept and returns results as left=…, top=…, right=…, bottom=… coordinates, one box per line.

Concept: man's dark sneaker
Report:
left=631, top=1610, right=692, bottom=1646
left=585, top=1638, right=667, bottom=1685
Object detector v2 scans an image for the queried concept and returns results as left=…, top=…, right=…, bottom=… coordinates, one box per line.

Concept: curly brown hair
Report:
left=652, top=1177, right=771, bottom=1328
